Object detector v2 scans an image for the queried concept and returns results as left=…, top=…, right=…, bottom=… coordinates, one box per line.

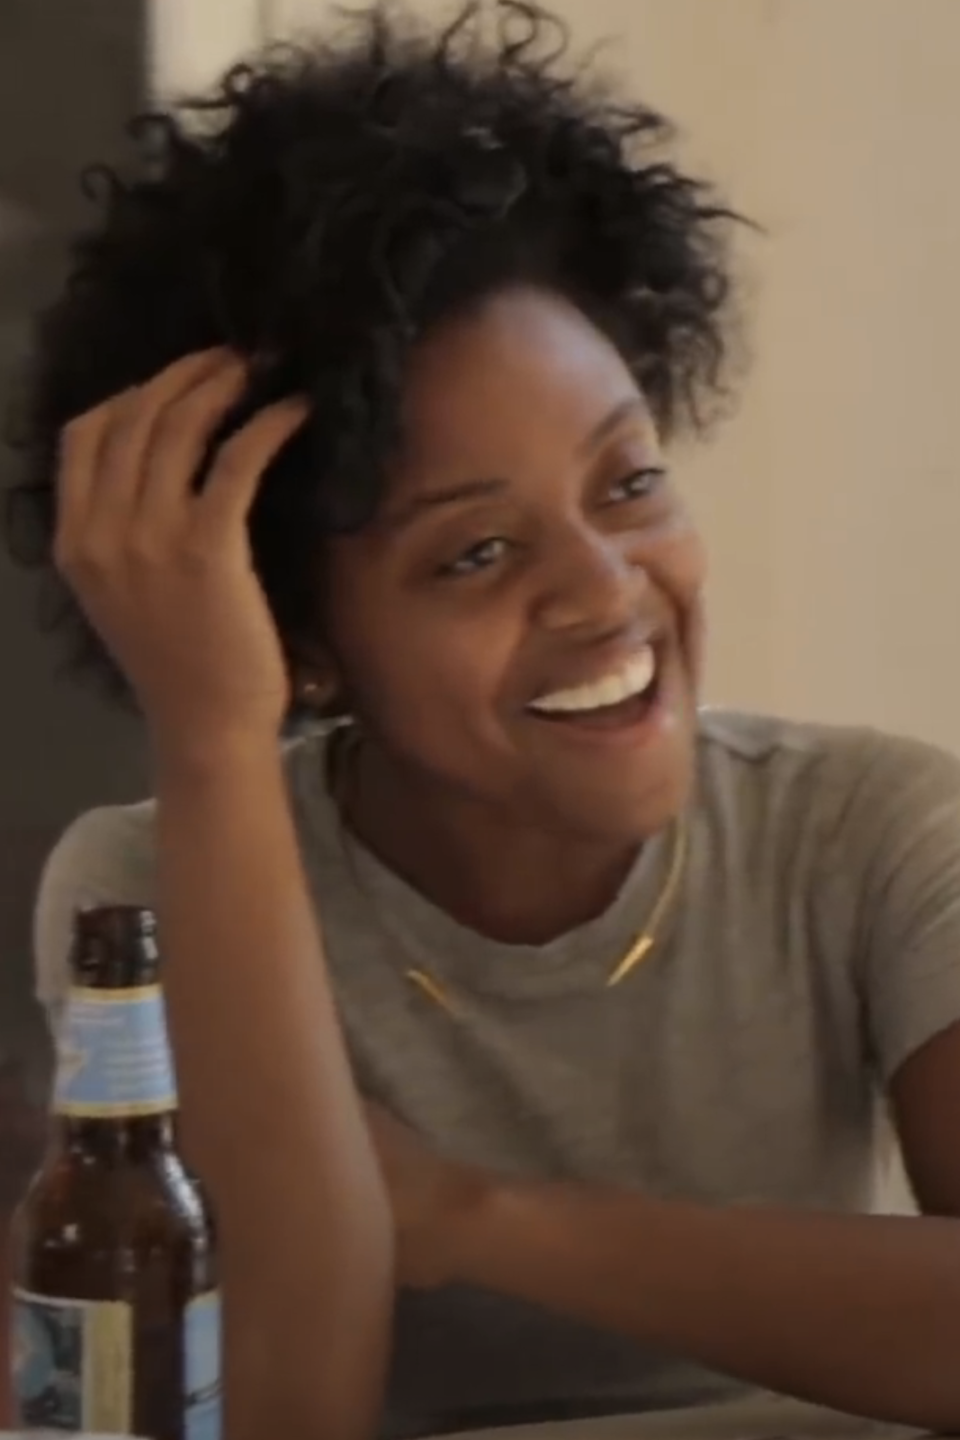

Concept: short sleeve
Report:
left=851, top=732, right=960, bottom=1081
left=34, top=802, right=158, bottom=1032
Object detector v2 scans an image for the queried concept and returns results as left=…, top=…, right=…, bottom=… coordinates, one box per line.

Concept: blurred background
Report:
left=2, top=0, right=959, bottom=1168
left=0, top=0, right=147, bottom=1185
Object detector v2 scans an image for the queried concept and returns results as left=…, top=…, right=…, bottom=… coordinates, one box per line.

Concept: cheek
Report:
left=328, top=590, right=517, bottom=755
left=645, top=520, right=707, bottom=681
left=656, top=514, right=707, bottom=601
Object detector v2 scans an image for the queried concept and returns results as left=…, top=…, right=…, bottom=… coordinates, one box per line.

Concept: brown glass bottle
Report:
left=8, top=906, right=220, bottom=1439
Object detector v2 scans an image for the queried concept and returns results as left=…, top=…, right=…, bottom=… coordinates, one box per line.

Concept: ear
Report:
left=297, top=677, right=343, bottom=713
left=288, top=639, right=348, bottom=719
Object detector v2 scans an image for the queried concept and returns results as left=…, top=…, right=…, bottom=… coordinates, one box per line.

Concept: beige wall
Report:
left=151, top=0, right=960, bottom=752
left=758, top=0, right=960, bottom=753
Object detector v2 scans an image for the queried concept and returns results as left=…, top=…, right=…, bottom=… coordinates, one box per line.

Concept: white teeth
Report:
left=530, top=645, right=658, bottom=715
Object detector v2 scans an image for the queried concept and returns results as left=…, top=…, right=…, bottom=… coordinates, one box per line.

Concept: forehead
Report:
left=390, top=287, right=649, bottom=490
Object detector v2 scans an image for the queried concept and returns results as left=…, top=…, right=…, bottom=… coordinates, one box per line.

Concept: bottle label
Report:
left=53, top=984, right=177, bottom=1118
left=185, top=1291, right=223, bottom=1440
left=12, top=1288, right=133, bottom=1432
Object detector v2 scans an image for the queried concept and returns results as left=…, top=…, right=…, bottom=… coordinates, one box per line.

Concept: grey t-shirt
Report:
left=33, top=709, right=960, bottom=1436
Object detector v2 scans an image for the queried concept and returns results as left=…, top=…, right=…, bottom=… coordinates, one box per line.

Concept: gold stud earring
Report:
left=299, top=679, right=329, bottom=705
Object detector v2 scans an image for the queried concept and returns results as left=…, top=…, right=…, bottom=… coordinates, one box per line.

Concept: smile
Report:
left=528, top=645, right=658, bottom=717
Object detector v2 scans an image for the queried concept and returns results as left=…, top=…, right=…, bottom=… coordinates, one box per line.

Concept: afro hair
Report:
left=4, top=0, right=747, bottom=710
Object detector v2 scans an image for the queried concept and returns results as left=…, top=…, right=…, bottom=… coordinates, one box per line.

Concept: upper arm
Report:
left=890, top=1022, right=960, bottom=1216
left=852, top=734, right=960, bottom=1214
left=35, top=802, right=157, bottom=1031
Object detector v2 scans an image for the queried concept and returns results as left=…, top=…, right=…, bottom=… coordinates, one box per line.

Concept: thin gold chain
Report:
left=603, top=812, right=687, bottom=988
left=330, top=726, right=688, bottom=1016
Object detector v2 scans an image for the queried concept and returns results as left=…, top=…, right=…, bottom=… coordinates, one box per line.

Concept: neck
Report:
left=341, top=737, right=642, bottom=945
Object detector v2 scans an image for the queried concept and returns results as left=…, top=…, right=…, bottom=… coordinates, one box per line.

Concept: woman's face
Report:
left=322, top=285, right=706, bottom=844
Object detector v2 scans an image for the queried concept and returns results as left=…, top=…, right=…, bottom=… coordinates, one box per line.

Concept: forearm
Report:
left=454, top=1182, right=960, bottom=1429
left=154, top=739, right=392, bottom=1440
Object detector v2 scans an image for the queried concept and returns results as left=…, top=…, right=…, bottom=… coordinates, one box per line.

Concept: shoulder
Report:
left=696, top=707, right=960, bottom=846
left=39, top=725, right=338, bottom=907
left=42, top=800, right=158, bottom=888
left=35, top=800, right=158, bottom=1014
left=696, top=711, right=960, bottom=1079
left=33, top=728, right=340, bottom=1015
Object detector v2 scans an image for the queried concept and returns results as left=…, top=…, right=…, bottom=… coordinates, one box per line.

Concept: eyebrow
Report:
left=577, top=395, right=651, bottom=457
left=384, top=477, right=509, bottom=533
left=385, top=396, right=652, bottom=532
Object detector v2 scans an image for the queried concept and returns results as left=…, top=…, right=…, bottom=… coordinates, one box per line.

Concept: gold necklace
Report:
left=329, top=727, right=689, bottom=1016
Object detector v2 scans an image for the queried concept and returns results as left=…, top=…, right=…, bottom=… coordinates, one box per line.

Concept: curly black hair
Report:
left=4, top=0, right=747, bottom=711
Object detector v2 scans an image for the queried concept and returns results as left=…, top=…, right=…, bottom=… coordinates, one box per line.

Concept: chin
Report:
left=611, top=779, right=691, bottom=843
left=608, top=717, right=698, bottom=834
left=517, top=689, right=699, bottom=841
left=552, top=756, right=695, bottom=846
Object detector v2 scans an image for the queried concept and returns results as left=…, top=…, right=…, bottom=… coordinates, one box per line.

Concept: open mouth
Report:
left=527, top=644, right=662, bottom=732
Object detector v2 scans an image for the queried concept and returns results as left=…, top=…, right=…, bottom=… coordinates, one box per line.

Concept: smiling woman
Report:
left=318, top=287, right=705, bottom=885
left=5, top=5, right=960, bottom=1440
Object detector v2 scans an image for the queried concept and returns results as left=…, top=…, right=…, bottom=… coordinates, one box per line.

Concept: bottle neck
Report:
left=49, top=1110, right=179, bottom=1161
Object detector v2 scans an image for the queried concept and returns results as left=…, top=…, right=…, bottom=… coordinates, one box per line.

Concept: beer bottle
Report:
left=8, top=905, right=221, bottom=1439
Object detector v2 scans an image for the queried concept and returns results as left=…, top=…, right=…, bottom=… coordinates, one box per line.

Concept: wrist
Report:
left=443, top=1178, right=649, bottom=1297
left=441, top=1171, right=532, bottom=1290
left=149, top=725, right=284, bottom=789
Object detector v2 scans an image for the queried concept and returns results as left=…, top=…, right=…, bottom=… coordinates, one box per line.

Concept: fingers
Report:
left=100, top=349, right=230, bottom=519
left=57, top=396, right=118, bottom=542
left=55, top=345, right=309, bottom=581
left=55, top=349, right=228, bottom=566
left=196, top=397, right=310, bottom=535
left=135, top=356, right=249, bottom=527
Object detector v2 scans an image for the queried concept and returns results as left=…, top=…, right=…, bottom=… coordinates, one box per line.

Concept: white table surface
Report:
left=422, top=1393, right=930, bottom=1440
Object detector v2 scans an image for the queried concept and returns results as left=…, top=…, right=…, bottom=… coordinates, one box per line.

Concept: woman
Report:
left=7, top=5, right=960, bottom=1439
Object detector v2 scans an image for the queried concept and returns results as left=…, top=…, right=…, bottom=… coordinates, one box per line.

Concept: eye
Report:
left=438, top=536, right=512, bottom=578
left=607, top=467, right=667, bottom=504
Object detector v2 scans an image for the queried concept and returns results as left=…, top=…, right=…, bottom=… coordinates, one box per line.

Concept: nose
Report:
left=534, top=528, right=644, bottom=639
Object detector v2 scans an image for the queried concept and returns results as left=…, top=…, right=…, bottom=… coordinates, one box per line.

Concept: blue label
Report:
left=13, top=1289, right=133, bottom=1432
left=53, top=985, right=177, bottom=1118
left=185, top=1291, right=222, bottom=1440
